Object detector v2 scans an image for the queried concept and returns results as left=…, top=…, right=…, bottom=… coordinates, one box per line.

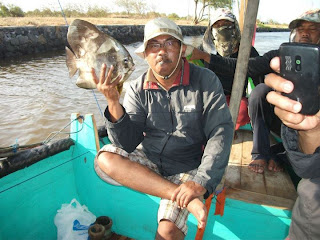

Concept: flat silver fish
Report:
left=66, top=19, right=135, bottom=92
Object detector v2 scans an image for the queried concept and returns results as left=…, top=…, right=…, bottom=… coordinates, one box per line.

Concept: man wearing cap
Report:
left=190, top=8, right=320, bottom=174
left=200, top=8, right=263, bottom=95
left=191, top=8, right=264, bottom=130
left=91, top=17, right=234, bottom=239
left=191, top=8, right=263, bottom=130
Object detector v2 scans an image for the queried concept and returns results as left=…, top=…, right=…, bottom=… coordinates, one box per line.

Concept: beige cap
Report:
left=135, top=17, right=187, bottom=58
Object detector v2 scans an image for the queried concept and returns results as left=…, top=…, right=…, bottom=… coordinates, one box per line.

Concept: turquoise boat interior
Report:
left=0, top=113, right=296, bottom=240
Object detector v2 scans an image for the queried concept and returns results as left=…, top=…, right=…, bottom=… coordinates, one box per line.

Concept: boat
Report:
left=0, top=1, right=298, bottom=239
left=0, top=112, right=297, bottom=240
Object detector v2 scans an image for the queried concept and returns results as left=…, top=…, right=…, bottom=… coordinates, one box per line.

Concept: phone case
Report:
left=279, top=42, right=320, bottom=115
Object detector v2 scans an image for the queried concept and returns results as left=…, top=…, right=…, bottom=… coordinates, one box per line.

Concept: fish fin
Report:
left=65, top=46, right=78, bottom=77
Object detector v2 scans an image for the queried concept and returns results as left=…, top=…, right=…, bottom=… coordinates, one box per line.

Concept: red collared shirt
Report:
left=143, top=58, right=190, bottom=90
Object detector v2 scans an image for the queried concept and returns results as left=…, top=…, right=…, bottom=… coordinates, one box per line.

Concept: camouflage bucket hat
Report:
left=135, top=17, right=187, bottom=58
left=289, top=9, right=320, bottom=29
left=210, top=8, right=236, bottom=25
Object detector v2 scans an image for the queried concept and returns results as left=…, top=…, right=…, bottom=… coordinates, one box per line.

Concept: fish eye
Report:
left=123, top=58, right=129, bottom=67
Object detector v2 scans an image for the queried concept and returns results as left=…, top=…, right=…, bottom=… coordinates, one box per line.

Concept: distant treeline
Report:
left=0, top=1, right=285, bottom=27
left=0, top=2, right=183, bottom=19
left=0, top=2, right=24, bottom=17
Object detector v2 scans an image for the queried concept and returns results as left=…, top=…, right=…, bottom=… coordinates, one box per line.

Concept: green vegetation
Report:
left=256, top=19, right=288, bottom=29
left=0, top=2, right=185, bottom=21
left=0, top=2, right=24, bottom=17
left=0, top=1, right=287, bottom=28
left=193, top=0, right=233, bottom=24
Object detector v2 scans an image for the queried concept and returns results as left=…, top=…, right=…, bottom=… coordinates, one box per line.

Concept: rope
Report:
left=0, top=151, right=88, bottom=194
left=42, top=115, right=84, bottom=144
left=57, top=0, right=68, bottom=26
left=0, top=115, right=84, bottom=156
left=91, top=89, right=107, bottom=125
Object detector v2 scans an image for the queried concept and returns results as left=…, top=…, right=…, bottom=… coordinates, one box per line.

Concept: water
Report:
left=0, top=32, right=290, bottom=147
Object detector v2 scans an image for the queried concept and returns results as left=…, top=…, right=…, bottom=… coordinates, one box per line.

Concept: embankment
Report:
left=0, top=25, right=289, bottom=59
left=0, top=25, right=205, bottom=59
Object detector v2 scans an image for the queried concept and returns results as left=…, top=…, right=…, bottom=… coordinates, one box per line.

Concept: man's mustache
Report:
left=156, top=57, right=172, bottom=64
left=299, top=37, right=312, bottom=43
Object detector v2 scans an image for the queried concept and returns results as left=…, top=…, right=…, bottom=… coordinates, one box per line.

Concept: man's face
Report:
left=144, top=35, right=182, bottom=77
left=294, top=21, right=320, bottom=44
left=211, top=19, right=239, bottom=56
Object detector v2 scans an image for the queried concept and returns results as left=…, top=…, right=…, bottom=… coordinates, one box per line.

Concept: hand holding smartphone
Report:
left=279, top=42, right=320, bottom=115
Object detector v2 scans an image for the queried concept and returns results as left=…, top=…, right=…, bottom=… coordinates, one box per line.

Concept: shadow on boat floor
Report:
left=110, top=232, right=135, bottom=240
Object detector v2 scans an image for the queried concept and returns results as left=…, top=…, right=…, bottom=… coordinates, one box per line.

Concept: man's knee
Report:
left=156, top=220, right=184, bottom=240
left=249, top=83, right=272, bottom=104
left=97, top=152, right=119, bottom=176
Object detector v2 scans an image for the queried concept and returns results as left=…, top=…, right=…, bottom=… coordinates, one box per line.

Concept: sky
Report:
left=2, top=0, right=320, bottom=24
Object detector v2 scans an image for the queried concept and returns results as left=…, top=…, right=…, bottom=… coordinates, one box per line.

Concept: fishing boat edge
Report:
left=0, top=113, right=292, bottom=240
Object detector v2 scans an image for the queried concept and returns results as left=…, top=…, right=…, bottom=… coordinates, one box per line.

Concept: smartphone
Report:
left=279, top=42, right=320, bottom=115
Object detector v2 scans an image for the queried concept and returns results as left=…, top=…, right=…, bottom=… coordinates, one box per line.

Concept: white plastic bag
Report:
left=54, top=198, right=96, bottom=240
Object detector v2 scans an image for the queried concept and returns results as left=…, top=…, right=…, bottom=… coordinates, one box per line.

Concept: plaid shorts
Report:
left=94, top=144, right=197, bottom=235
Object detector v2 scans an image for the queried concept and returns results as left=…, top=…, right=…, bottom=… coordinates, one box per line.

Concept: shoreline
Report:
left=0, top=17, right=289, bottom=59
left=0, top=17, right=289, bottom=31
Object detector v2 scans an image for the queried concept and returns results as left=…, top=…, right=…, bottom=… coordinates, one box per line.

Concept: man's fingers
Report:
left=274, top=107, right=305, bottom=125
left=269, top=56, right=280, bottom=73
left=111, top=74, right=123, bottom=87
left=178, top=192, right=186, bottom=208
left=99, top=63, right=107, bottom=84
left=171, top=187, right=180, bottom=202
left=266, top=91, right=302, bottom=113
left=105, top=65, right=114, bottom=85
left=265, top=73, right=294, bottom=94
left=91, top=67, right=99, bottom=84
left=183, top=195, right=193, bottom=208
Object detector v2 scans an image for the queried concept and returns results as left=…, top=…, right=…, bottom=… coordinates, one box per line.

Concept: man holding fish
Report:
left=91, top=17, right=234, bottom=239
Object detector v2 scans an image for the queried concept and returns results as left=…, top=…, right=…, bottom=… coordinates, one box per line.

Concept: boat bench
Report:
left=222, top=129, right=298, bottom=210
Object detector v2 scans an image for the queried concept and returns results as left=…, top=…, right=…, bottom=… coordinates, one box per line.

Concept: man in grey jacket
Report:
left=91, top=17, right=234, bottom=239
left=265, top=50, right=320, bottom=238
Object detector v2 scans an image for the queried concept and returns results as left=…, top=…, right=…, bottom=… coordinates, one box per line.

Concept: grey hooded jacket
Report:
left=105, top=62, right=234, bottom=196
left=282, top=125, right=320, bottom=240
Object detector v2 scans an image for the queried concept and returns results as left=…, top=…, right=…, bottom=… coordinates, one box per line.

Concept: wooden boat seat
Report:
left=220, top=129, right=298, bottom=210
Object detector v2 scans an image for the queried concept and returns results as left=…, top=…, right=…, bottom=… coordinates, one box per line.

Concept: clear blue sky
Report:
left=2, top=0, right=320, bottom=24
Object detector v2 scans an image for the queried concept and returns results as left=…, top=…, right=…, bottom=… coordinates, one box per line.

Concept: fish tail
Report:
left=65, top=47, right=78, bottom=77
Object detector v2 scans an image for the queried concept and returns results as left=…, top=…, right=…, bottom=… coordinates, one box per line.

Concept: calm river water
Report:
left=0, top=32, right=290, bottom=147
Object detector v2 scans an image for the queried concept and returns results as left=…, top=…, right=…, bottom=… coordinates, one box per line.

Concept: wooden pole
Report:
left=239, top=0, right=246, bottom=33
left=229, top=0, right=260, bottom=130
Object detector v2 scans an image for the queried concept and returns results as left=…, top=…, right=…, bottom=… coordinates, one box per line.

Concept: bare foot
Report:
left=187, top=198, right=207, bottom=229
left=248, top=159, right=266, bottom=174
left=268, top=159, right=283, bottom=172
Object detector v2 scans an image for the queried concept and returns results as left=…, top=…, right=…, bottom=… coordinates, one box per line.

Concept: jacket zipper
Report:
left=158, top=92, right=173, bottom=175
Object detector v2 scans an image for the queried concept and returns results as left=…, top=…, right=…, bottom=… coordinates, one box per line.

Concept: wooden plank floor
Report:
left=223, top=130, right=297, bottom=210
